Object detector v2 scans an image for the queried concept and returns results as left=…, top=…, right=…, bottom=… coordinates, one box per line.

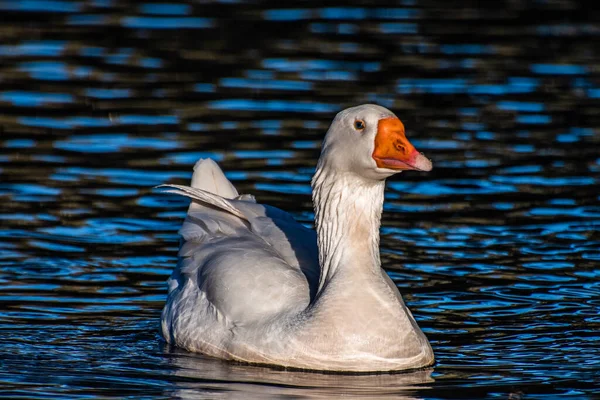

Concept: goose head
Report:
left=318, top=104, right=432, bottom=181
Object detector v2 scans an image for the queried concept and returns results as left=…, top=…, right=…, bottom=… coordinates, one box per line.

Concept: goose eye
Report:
left=354, top=120, right=365, bottom=130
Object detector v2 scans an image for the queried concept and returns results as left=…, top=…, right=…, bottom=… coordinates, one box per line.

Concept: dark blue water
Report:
left=1, top=0, right=599, bottom=398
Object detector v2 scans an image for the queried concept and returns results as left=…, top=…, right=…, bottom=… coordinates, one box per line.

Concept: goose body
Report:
left=160, top=104, right=435, bottom=372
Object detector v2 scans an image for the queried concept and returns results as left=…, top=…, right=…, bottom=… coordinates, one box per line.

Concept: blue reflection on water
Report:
left=300, top=70, right=356, bottom=81
left=497, top=101, right=545, bottom=112
left=121, top=17, right=214, bottom=29
left=85, top=88, right=131, bottom=99
left=2, top=1, right=599, bottom=398
left=105, top=48, right=134, bottom=65
left=208, top=99, right=338, bottom=113
left=117, top=115, right=178, bottom=125
left=500, top=165, right=543, bottom=174
left=52, top=167, right=189, bottom=186
left=397, top=78, right=465, bottom=94
left=379, top=23, right=418, bottom=34
left=161, top=152, right=224, bottom=165
left=0, top=91, right=73, bottom=107
left=19, top=116, right=106, bottom=129
left=475, top=131, right=494, bottom=140
left=263, top=58, right=380, bottom=72
left=255, top=183, right=311, bottom=195
left=140, top=3, right=191, bottom=15
left=187, top=123, right=208, bottom=131
left=320, top=7, right=367, bottom=20
left=470, top=82, right=536, bottom=95
left=374, top=8, right=420, bottom=19
left=19, top=61, right=70, bottom=81
left=389, top=179, right=517, bottom=196
left=531, top=64, right=587, bottom=75
left=193, top=83, right=216, bottom=93
left=556, top=127, right=594, bottom=143
left=55, top=134, right=179, bottom=153
left=94, top=188, right=139, bottom=197
left=511, top=144, right=536, bottom=152
left=234, top=150, right=295, bottom=159
left=588, top=88, right=600, bottom=98
left=264, top=9, right=313, bottom=21
left=29, top=240, right=85, bottom=253
left=68, top=14, right=107, bottom=26
left=4, top=139, right=36, bottom=148
left=0, top=41, right=66, bottom=56
left=529, top=207, right=600, bottom=217
left=440, top=44, right=494, bottom=54
left=291, top=141, right=318, bottom=149
left=220, top=78, right=313, bottom=91
left=517, top=115, right=551, bottom=124
left=4, top=184, right=60, bottom=196
left=491, top=175, right=595, bottom=186
left=0, top=0, right=81, bottom=12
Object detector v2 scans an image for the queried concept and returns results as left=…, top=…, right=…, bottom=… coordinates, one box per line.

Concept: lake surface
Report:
left=1, top=0, right=599, bottom=398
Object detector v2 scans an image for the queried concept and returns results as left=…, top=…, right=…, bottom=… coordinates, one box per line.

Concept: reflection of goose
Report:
left=159, top=104, right=434, bottom=372
left=164, top=346, right=433, bottom=399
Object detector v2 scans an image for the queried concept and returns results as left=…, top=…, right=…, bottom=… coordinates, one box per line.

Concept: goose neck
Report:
left=311, top=166, right=385, bottom=293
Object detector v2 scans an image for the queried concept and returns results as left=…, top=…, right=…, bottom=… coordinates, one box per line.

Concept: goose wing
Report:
left=158, top=160, right=318, bottom=337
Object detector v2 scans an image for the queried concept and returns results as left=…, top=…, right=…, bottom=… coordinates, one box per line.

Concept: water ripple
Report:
left=1, top=0, right=599, bottom=398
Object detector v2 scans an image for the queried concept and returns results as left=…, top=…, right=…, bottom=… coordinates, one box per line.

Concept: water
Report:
left=1, top=0, right=599, bottom=398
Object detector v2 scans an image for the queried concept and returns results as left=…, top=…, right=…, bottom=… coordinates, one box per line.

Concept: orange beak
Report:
left=372, top=117, right=432, bottom=172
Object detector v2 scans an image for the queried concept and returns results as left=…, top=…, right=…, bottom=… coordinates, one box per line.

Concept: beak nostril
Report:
left=394, top=141, right=406, bottom=152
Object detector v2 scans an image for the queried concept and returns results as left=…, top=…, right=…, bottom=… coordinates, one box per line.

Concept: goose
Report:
left=159, top=104, right=434, bottom=372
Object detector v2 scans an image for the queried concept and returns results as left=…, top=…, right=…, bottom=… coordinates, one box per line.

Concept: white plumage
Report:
left=159, top=104, right=434, bottom=372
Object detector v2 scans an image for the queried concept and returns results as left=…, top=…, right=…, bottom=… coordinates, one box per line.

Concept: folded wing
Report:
left=159, top=159, right=319, bottom=335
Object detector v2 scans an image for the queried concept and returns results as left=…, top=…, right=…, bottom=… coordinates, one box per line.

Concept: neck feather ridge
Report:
left=311, top=165, right=385, bottom=293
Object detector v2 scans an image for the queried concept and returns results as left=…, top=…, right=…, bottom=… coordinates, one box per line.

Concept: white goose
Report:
left=159, top=104, right=434, bottom=372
